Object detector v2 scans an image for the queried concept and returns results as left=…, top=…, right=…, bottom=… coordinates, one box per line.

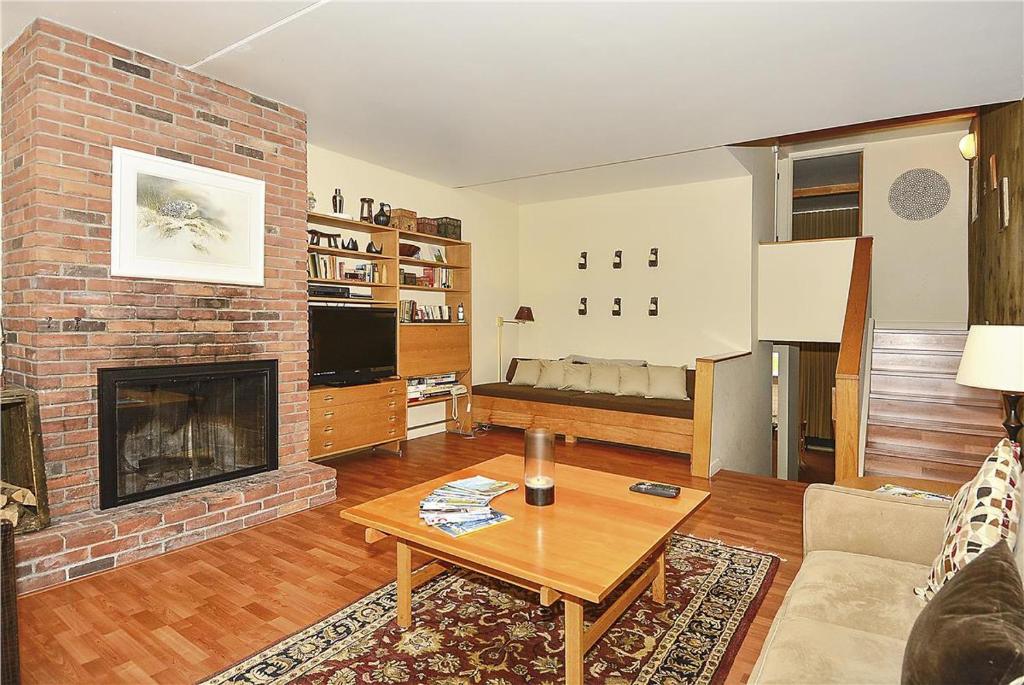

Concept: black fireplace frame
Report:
left=98, top=360, right=279, bottom=509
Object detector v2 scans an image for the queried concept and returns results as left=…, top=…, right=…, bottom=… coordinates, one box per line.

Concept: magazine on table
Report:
left=419, top=475, right=517, bottom=537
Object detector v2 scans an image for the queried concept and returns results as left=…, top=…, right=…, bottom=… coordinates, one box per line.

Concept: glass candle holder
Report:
left=524, top=427, right=555, bottom=506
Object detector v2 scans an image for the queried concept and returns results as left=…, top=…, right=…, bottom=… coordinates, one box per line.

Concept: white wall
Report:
left=784, top=126, right=970, bottom=330
left=757, top=239, right=856, bottom=342
left=862, top=131, right=969, bottom=329
left=307, top=145, right=519, bottom=434
left=515, top=177, right=755, bottom=368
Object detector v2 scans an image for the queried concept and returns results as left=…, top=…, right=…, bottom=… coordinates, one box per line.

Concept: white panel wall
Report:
left=757, top=239, right=857, bottom=343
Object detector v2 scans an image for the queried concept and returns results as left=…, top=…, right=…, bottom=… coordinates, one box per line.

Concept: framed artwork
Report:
left=111, top=147, right=266, bottom=286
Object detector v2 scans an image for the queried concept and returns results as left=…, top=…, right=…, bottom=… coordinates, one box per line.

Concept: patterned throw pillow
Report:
left=916, top=439, right=1022, bottom=601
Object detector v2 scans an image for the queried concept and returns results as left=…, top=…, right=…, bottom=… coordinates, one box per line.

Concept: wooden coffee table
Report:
left=341, top=453, right=709, bottom=684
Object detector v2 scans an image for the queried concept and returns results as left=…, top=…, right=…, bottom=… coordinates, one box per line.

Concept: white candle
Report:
left=525, top=476, right=554, bottom=489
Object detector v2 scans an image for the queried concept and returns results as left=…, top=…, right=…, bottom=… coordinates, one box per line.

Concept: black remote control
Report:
left=629, top=481, right=680, bottom=499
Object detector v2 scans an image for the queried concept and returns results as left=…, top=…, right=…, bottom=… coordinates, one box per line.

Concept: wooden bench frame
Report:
left=472, top=352, right=759, bottom=480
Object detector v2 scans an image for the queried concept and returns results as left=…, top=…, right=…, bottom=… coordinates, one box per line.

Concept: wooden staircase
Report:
left=864, top=329, right=1005, bottom=484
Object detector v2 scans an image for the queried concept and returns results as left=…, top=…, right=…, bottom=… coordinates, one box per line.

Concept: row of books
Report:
left=400, top=267, right=453, bottom=289
left=419, top=476, right=516, bottom=537
left=400, top=300, right=453, bottom=323
left=407, top=373, right=459, bottom=401
left=308, top=255, right=388, bottom=283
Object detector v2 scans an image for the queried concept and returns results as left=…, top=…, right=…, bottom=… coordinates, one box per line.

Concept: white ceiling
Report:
left=3, top=1, right=1023, bottom=204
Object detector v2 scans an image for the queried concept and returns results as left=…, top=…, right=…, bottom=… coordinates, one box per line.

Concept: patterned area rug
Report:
left=204, top=535, right=779, bottom=685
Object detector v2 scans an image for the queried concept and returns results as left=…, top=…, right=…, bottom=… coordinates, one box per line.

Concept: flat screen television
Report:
left=309, top=306, right=397, bottom=386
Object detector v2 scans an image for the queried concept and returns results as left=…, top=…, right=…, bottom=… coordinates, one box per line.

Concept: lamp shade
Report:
left=514, top=306, right=534, bottom=322
left=956, top=325, right=1024, bottom=393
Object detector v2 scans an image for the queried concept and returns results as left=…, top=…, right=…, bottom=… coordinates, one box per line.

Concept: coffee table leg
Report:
left=653, top=548, right=666, bottom=605
left=396, top=540, right=412, bottom=628
left=564, top=595, right=584, bottom=685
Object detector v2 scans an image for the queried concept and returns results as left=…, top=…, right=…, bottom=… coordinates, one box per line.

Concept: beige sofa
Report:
left=750, top=483, right=1024, bottom=684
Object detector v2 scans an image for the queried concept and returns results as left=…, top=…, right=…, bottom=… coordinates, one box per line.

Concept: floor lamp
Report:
left=956, top=325, right=1024, bottom=445
left=497, top=306, right=534, bottom=379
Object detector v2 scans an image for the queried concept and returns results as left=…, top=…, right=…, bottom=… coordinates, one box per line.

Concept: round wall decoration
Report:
left=887, top=168, right=950, bottom=221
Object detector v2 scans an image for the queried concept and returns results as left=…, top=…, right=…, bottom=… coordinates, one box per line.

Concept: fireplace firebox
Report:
left=98, top=360, right=278, bottom=509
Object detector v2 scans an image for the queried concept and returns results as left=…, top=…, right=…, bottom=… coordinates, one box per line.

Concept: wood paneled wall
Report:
left=969, top=100, right=1023, bottom=324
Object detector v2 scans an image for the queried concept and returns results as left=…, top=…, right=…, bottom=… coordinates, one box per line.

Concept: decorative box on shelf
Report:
left=399, top=243, right=421, bottom=258
left=391, top=208, right=417, bottom=232
left=435, top=217, right=462, bottom=240
left=416, top=217, right=438, bottom=235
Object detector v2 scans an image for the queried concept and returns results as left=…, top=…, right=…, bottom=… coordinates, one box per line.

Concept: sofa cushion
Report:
left=561, top=363, right=590, bottom=392
left=783, top=550, right=928, bottom=641
left=471, top=383, right=694, bottom=419
left=617, top=365, right=649, bottom=397
left=902, top=540, right=1024, bottom=685
left=752, top=615, right=907, bottom=684
left=509, top=359, right=542, bottom=386
left=917, top=439, right=1021, bottom=600
left=646, top=365, right=689, bottom=400
left=534, top=360, right=567, bottom=390
left=587, top=364, right=620, bottom=395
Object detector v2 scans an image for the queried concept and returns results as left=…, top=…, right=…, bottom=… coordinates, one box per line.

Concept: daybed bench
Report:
left=472, top=358, right=697, bottom=459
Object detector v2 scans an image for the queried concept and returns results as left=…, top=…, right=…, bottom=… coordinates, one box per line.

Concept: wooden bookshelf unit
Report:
left=306, top=212, right=473, bottom=459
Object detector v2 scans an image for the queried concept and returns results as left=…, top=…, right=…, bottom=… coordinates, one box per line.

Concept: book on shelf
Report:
left=399, top=300, right=452, bottom=323
left=307, top=254, right=387, bottom=284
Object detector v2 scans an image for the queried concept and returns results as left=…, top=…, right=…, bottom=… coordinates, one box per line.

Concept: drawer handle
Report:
left=323, top=441, right=334, bottom=448
left=387, top=429, right=396, bottom=436
left=388, top=415, right=397, bottom=422
left=388, top=387, right=398, bottom=394
left=323, top=395, right=335, bottom=402
left=323, top=425, right=334, bottom=433
left=323, top=410, right=335, bottom=418
left=387, top=401, right=396, bottom=409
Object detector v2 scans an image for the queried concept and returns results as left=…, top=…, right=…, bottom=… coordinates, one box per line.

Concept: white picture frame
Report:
left=111, top=147, right=265, bottom=286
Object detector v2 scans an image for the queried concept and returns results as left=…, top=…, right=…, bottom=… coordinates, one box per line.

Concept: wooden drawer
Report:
left=309, top=395, right=407, bottom=458
left=310, top=379, right=404, bottom=410
left=310, top=395, right=402, bottom=426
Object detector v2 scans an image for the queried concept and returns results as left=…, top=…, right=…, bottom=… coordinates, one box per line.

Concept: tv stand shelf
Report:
left=306, top=210, right=473, bottom=458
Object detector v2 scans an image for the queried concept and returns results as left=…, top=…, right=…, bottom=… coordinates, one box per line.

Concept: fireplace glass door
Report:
left=98, top=361, right=278, bottom=509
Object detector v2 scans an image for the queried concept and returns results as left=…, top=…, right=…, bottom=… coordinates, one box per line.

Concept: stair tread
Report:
left=865, top=443, right=987, bottom=468
left=868, top=391, right=1002, bottom=408
left=870, top=369, right=958, bottom=379
left=872, top=348, right=963, bottom=357
left=867, top=415, right=1006, bottom=436
left=873, top=329, right=968, bottom=335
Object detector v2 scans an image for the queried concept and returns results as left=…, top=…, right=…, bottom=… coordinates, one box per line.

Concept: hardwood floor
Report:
left=16, top=428, right=807, bottom=684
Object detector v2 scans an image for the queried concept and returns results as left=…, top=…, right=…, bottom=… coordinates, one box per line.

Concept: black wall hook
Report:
left=578, top=297, right=588, bottom=315
left=612, top=297, right=622, bottom=316
left=648, top=248, right=659, bottom=267
left=578, top=251, right=588, bottom=270
left=649, top=297, right=659, bottom=316
left=612, top=250, right=622, bottom=269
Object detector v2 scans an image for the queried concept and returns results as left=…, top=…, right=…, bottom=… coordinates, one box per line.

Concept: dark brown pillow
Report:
left=902, top=540, right=1024, bottom=685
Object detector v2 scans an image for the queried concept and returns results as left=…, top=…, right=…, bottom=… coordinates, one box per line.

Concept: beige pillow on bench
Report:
left=561, top=363, right=591, bottom=391
left=616, top=366, right=649, bottom=398
left=510, top=359, right=542, bottom=386
left=586, top=364, right=620, bottom=394
left=535, top=360, right=568, bottom=389
left=646, top=365, right=689, bottom=400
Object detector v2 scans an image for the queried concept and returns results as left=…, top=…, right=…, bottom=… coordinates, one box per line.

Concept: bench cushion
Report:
left=472, top=382, right=694, bottom=419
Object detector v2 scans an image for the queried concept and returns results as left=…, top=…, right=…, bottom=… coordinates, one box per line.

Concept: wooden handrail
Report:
left=692, top=351, right=752, bottom=479
left=834, top=237, right=873, bottom=482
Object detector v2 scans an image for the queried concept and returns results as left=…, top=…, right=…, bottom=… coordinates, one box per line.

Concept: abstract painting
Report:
left=111, top=148, right=265, bottom=285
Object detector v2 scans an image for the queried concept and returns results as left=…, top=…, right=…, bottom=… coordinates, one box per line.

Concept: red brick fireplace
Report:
left=1, top=20, right=335, bottom=593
